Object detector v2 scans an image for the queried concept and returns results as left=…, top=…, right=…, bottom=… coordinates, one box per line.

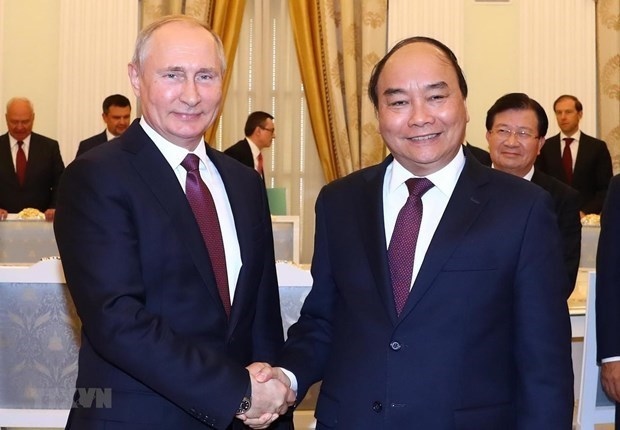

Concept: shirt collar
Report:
left=388, top=147, right=465, bottom=198
left=245, top=137, right=262, bottom=158
left=9, top=134, right=31, bottom=147
left=139, top=118, right=210, bottom=170
left=560, top=130, right=581, bottom=142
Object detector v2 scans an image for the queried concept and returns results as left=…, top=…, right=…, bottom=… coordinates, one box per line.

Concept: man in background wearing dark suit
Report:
left=76, top=94, right=131, bottom=157
left=536, top=94, right=612, bottom=216
left=0, top=97, right=65, bottom=220
left=54, top=15, right=292, bottom=430
left=224, top=111, right=275, bottom=179
left=259, top=36, right=573, bottom=429
left=485, top=92, right=581, bottom=293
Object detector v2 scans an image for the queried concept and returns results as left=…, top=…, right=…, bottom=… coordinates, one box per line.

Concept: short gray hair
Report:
left=131, top=15, right=227, bottom=76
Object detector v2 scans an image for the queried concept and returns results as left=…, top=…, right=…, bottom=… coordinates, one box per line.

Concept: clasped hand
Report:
left=238, top=362, right=296, bottom=429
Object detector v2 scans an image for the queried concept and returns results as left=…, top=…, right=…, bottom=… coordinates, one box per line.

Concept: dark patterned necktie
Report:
left=181, top=154, right=231, bottom=317
left=562, top=138, right=574, bottom=184
left=16, top=141, right=27, bottom=186
left=388, top=177, right=434, bottom=316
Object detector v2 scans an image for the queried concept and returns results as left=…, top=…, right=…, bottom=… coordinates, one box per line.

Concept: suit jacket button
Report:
left=372, top=401, right=383, bottom=413
left=390, top=341, right=401, bottom=351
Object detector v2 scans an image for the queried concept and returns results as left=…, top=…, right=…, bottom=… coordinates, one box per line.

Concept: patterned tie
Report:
left=181, top=154, right=231, bottom=317
left=562, top=137, right=574, bottom=185
left=388, top=177, right=434, bottom=316
left=257, top=152, right=264, bottom=177
left=16, top=141, right=27, bottom=187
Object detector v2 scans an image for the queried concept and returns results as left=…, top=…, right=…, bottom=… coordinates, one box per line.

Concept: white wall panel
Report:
left=57, top=0, right=138, bottom=163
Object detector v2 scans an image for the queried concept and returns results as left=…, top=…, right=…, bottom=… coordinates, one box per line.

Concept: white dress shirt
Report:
left=384, top=149, right=465, bottom=288
left=140, top=118, right=242, bottom=300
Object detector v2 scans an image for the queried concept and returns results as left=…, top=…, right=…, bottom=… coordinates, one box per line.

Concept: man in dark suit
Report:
left=0, top=97, right=65, bottom=220
left=224, top=111, right=275, bottom=179
left=75, top=94, right=131, bottom=157
left=54, top=15, right=293, bottom=430
left=596, top=174, right=620, bottom=429
left=258, top=37, right=573, bottom=429
left=485, top=92, right=581, bottom=293
left=536, top=94, right=612, bottom=216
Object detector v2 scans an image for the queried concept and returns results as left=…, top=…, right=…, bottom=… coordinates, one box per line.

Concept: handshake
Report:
left=237, top=362, right=297, bottom=429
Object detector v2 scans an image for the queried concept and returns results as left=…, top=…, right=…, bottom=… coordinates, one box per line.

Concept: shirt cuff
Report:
left=279, top=367, right=298, bottom=393
left=601, top=356, right=620, bottom=363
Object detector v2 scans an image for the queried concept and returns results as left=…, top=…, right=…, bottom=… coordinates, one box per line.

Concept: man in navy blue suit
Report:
left=55, top=15, right=293, bottom=430
left=485, top=93, right=581, bottom=294
left=596, top=174, right=620, bottom=429
left=75, top=94, right=131, bottom=157
left=259, top=37, right=574, bottom=429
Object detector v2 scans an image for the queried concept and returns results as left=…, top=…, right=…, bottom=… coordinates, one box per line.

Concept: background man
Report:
left=264, top=36, right=573, bottom=429
left=225, top=111, right=275, bottom=179
left=54, top=15, right=292, bottom=430
left=485, top=92, right=581, bottom=293
left=0, top=97, right=64, bottom=220
left=76, top=94, right=131, bottom=157
left=536, top=94, right=612, bottom=216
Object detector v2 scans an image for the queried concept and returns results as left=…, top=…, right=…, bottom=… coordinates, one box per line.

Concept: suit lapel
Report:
left=206, top=146, right=257, bottom=331
left=398, top=157, right=489, bottom=320
left=358, top=157, right=399, bottom=322
left=122, top=123, right=228, bottom=320
left=0, top=134, right=18, bottom=186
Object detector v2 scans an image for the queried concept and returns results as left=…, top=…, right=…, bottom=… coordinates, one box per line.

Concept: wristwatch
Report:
left=236, top=396, right=251, bottom=415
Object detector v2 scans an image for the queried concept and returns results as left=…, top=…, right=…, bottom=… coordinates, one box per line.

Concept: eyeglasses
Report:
left=260, top=126, right=275, bottom=134
left=490, top=128, right=538, bottom=142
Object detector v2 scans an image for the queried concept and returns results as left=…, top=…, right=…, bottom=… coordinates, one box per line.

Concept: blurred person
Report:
left=54, top=15, right=293, bottom=430
left=0, top=97, right=64, bottom=220
left=485, top=92, right=581, bottom=293
left=225, top=111, right=275, bottom=180
left=258, top=36, right=574, bottom=429
left=76, top=94, right=132, bottom=157
left=536, top=94, right=612, bottom=216
left=596, top=173, right=620, bottom=429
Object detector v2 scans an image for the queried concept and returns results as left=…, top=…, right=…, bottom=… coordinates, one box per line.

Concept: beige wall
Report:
left=0, top=0, right=599, bottom=162
left=388, top=0, right=597, bottom=152
left=0, top=0, right=138, bottom=164
left=1, top=0, right=60, bottom=139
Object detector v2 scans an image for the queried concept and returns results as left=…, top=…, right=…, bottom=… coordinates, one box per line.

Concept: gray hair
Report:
left=131, top=15, right=227, bottom=76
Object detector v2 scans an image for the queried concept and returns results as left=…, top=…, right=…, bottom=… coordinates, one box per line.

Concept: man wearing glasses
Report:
left=225, top=111, right=275, bottom=181
left=485, top=92, right=581, bottom=296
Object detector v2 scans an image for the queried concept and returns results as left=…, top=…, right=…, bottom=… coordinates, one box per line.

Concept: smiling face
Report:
left=487, top=108, right=545, bottom=178
left=128, top=20, right=223, bottom=150
left=376, top=42, right=469, bottom=176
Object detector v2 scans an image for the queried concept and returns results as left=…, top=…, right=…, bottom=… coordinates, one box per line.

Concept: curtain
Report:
left=139, top=0, right=246, bottom=143
left=215, top=1, right=326, bottom=264
left=288, top=0, right=387, bottom=182
left=596, top=0, right=620, bottom=174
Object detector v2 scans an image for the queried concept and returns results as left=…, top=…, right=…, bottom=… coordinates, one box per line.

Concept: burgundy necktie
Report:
left=388, top=177, right=434, bottom=316
left=562, top=137, right=574, bottom=185
left=16, top=141, right=27, bottom=187
left=257, top=152, right=264, bottom=177
left=181, top=154, right=231, bottom=317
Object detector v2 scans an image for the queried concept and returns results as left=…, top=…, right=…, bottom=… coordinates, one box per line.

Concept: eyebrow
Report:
left=382, top=81, right=449, bottom=98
